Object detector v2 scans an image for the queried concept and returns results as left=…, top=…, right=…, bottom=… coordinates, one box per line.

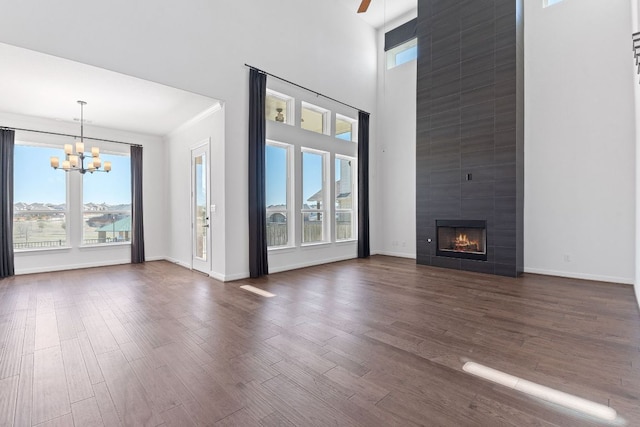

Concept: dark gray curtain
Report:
left=0, top=130, right=15, bottom=278
left=248, top=68, right=269, bottom=277
left=130, top=145, right=145, bottom=264
left=358, top=111, right=370, bottom=258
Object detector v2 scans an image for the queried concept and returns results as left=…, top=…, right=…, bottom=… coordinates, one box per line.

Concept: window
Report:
left=335, top=156, right=355, bottom=241
left=266, top=90, right=293, bottom=125
left=543, top=0, right=563, bottom=6
left=335, top=114, right=358, bottom=142
left=266, top=142, right=291, bottom=248
left=13, top=145, right=67, bottom=249
left=302, top=150, right=327, bottom=243
left=82, top=153, right=131, bottom=245
left=387, top=38, right=418, bottom=69
left=301, top=102, right=329, bottom=135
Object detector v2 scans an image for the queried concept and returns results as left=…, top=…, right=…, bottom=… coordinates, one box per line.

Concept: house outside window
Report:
left=335, top=156, right=356, bottom=241
left=302, top=149, right=327, bottom=243
left=82, top=153, right=131, bottom=245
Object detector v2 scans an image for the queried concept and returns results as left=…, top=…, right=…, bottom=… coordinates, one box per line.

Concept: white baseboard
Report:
left=524, top=267, right=633, bottom=285
left=375, top=250, right=417, bottom=259
left=269, top=254, right=357, bottom=274
left=217, top=272, right=250, bottom=282
left=145, top=256, right=166, bottom=262
left=16, top=259, right=131, bottom=275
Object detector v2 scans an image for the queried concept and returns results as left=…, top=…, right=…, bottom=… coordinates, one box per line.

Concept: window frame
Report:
left=301, top=102, right=330, bottom=135
left=334, top=154, right=357, bottom=242
left=13, top=142, right=70, bottom=252
left=266, top=89, right=294, bottom=126
left=386, top=37, right=418, bottom=69
left=301, top=147, right=329, bottom=245
left=335, top=114, right=358, bottom=142
left=80, top=151, right=132, bottom=247
left=266, top=140, right=294, bottom=250
left=543, top=0, right=563, bottom=7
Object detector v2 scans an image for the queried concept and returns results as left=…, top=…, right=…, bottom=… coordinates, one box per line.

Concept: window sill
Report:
left=268, top=245, right=296, bottom=253
left=335, top=239, right=357, bottom=245
left=80, top=242, right=131, bottom=249
left=15, top=246, right=72, bottom=254
left=301, top=241, right=332, bottom=249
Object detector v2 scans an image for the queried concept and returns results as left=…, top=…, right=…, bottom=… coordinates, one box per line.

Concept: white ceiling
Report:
left=0, top=2, right=416, bottom=136
left=0, top=43, right=220, bottom=137
left=345, top=0, right=417, bottom=29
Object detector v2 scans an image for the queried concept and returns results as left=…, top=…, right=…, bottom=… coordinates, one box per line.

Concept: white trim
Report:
left=16, top=258, right=130, bottom=275
left=212, top=271, right=250, bottom=282
left=268, top=254, right=357, bottom=274
left=376, top=250, right=417, bottom=259
left=167, top=102, right=222, bottom=138
left=524, top=267, right=634, bottom=285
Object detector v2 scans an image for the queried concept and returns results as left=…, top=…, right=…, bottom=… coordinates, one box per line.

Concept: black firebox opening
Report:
left=436, top=220, right=487, bottom=261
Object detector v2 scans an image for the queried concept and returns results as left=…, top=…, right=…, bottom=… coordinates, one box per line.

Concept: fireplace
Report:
left=436, top=220, right=487, bottom=261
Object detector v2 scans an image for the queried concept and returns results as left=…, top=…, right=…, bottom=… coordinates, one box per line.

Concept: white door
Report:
left=191, top=143, right=210, bottom=274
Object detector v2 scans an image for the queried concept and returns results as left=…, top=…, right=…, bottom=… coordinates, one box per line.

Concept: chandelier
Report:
left=49, top=100, right=112, bottom=174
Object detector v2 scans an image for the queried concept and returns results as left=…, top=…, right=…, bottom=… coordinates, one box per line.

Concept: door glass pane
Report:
left=195, top=154, right=207, bottom=260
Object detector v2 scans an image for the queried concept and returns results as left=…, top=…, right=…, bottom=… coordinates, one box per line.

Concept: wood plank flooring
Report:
left=0, top=256, right=639, bottom=426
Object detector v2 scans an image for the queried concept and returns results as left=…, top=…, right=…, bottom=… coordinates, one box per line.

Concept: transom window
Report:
left=336, top=114, right=358, bottom=142
left=387, top=38, right=417, bottom=69
left=266, top=90, right=293, bottom=125
left=301, top=102, right=329, bottom=135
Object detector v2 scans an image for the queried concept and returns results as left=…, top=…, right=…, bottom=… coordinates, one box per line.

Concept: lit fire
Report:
left=453, top=233, right=479, bottom=252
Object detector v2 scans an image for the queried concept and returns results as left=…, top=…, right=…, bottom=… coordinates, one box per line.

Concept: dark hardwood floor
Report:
left=0, top=256, right=638, bottom=426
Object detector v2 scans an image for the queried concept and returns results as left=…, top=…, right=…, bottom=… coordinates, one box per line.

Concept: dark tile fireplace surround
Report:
left=416, top=0, right=524, bottom=277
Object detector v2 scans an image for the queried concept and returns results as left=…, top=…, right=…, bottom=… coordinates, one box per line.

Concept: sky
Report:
left=14, top=145, right=131, bottom=205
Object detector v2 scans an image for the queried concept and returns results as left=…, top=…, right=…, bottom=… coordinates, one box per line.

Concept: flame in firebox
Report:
left=453, top=234, right=479, bottom=252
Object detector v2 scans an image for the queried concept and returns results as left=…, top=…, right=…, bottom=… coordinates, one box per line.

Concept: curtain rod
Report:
left=244, top=64, right=368, bottom=114
left=0, top=126, right=141, bottom=147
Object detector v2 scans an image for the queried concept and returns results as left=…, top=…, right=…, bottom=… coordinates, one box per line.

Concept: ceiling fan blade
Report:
left=357, top=0, right=371, bottom=13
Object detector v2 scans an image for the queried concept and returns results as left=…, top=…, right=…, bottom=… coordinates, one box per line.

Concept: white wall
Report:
left=0, top=0, right=378, bottom=280
left=2, top=111, right=166, bottom=274
left=164, top=106, right=227, bottom=279
left=524, top=0, right=636, bottom=284
left=631, top=0, right=640, bottom=308
left=375, top=11, right=417, bottom=259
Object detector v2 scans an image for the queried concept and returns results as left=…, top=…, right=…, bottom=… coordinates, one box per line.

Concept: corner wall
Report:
left=375, top=12, right=418, bottom=259
left=524, top=0, right=635, bottom=284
